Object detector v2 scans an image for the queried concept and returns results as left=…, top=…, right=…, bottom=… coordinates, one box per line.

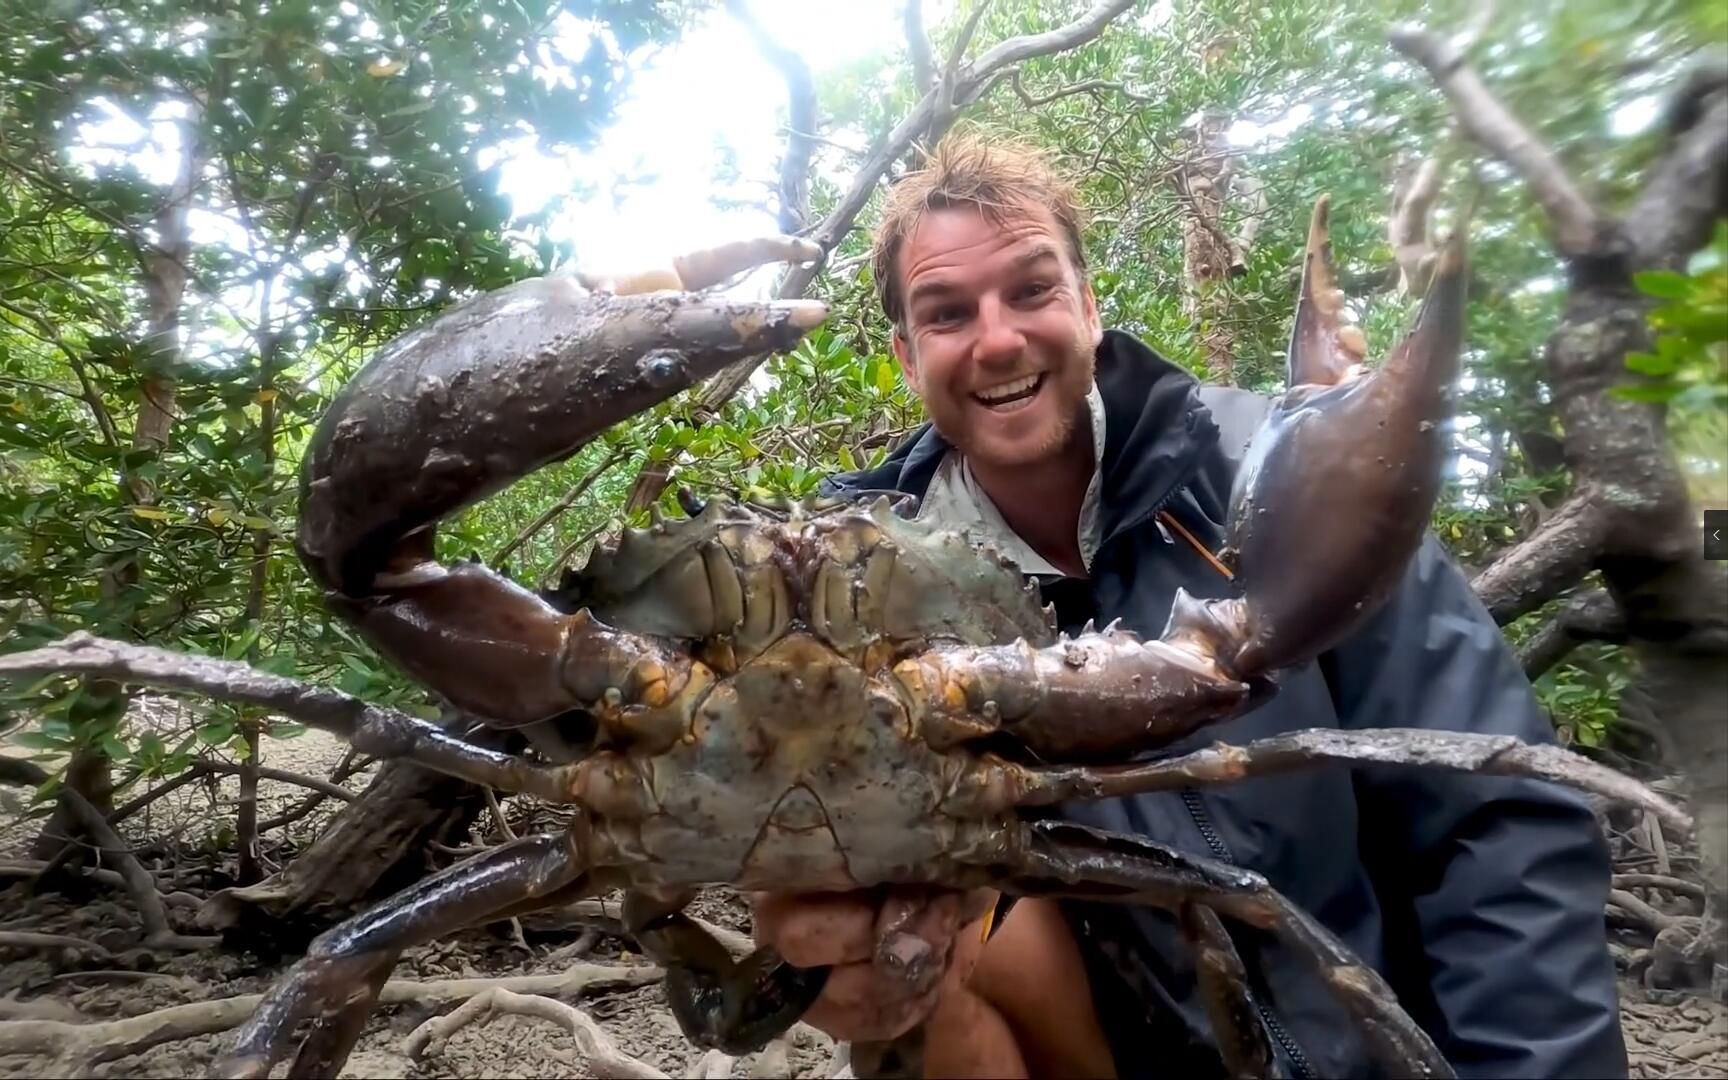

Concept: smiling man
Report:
left=749, top=131, right=1628, bottom=1079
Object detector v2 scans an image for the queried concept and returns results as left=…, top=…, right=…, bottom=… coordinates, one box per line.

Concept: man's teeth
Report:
left=975, top=374, right=1041, bottom=404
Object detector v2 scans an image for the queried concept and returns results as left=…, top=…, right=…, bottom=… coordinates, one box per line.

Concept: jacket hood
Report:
left=823, top=329, right=1220, bottom=547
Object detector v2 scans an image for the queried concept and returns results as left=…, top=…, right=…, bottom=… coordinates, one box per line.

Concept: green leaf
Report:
left=198, top=720, right=237, bottom=746
left=10, top=731, right=73, bottom=751
left=1632, top=270, right=1692, bottom=301
left=1624, top=349, right=1675, bottom=376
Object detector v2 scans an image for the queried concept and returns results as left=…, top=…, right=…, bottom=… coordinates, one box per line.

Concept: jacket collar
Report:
left=825, top=329, right=1219, bottom=550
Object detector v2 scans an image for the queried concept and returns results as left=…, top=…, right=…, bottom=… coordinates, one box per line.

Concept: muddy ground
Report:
left=0, top=696, right=1723, bottom=1078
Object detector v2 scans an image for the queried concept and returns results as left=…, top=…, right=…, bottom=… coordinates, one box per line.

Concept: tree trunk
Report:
left=1173, top=107, right=1240, bottom=384
left=32, top=100, right=202, bottom=862
left=1391, top=27, right=1728, bottom=997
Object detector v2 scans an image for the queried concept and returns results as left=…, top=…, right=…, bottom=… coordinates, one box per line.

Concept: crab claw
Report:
left=296, top=241, right=826, bottom=597
left=1166, top=194, right=1468, bottom=680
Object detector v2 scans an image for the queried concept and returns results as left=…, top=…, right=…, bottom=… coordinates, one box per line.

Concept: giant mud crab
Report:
left=0, top=201, right=1689, bottom=1080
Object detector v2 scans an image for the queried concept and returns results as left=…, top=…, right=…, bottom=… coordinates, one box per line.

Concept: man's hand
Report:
left=750, top=887, right=997, bottom=1042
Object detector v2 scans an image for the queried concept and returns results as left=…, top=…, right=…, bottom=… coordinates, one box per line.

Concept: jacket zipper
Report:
left=1181, top=791, right=1316, bottom=1080
left=1113, top=435, right=1315, bottom=1077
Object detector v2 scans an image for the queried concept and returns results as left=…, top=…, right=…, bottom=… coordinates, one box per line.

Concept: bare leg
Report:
left=211, top=832, right=591, bottom=1080
left=986, top=820, right=1454, bottom=1080
left=621, top=890, right=830, bottom=1055
left=965, top=896, right=1115, bottom=1079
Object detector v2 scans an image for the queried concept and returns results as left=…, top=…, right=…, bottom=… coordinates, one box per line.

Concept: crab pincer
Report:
left=290, top=238, right=827, bottom=728
left=1164, top=194, right=1469, bottom=681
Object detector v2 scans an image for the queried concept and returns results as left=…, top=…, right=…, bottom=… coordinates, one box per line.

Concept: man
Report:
left=750, top=131, right=1627, bottom=1078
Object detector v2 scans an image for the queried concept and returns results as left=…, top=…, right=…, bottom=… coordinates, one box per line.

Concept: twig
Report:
left=0, top=962, right=662, bottom=1070
left=404, top=987, right=667, bottom=1078
left=1515, top=588, right=1627, bottom=680
left=545, top=899, right=756, bottom=957
left=484, top=787, right=518, bottom=841
left=1006, top=70, right=1153, bottom=107
left=1645, top=814, right=1672, bottom=876
left=1387, top=23, right=1603, bottom=256
left=1388, top=155, right=1447, bottom=295
left=257, top=746, right=365, bottom=833
left=494, top=445, right=629, bottom=567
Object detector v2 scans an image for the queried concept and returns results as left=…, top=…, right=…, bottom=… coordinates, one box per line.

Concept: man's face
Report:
left=891, top=204, right=1102, bottom=472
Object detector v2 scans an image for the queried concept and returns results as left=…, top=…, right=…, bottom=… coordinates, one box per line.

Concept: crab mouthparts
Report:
left=974, top=373, right=1044, bottom=407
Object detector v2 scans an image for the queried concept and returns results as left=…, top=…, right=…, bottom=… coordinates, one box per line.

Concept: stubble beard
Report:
left=949, top=337, right=1096, bottom=473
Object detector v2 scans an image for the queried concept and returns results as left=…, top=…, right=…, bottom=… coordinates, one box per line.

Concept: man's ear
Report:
left=893, top=329, right=921, bottom=392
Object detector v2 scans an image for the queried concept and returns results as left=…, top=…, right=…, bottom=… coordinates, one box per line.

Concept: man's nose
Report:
left=970, top=295, right=1025, bottom=365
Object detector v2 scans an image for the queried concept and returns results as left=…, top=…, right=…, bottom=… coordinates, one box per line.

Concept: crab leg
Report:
left=293, top=238, right=824, bottom=728
left=987, top=820, right=1454, bottom=1079
left=0, top=633, right=587, bottom=801
left=958, top=727, right=1693, bottom=834
left=1182, top=901, right=1276, bottom=1080
left=620, top=890, right=831, bottom=1055
left=210, top=832, right=595, bottom=1080
left=896, top=625, right=1252, bottom=762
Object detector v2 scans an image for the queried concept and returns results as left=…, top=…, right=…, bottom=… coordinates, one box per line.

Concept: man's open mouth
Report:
left=973, top=373, right=1045, bottom=409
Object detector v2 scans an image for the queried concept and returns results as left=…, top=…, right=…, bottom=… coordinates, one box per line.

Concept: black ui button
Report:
left=1708, top=511, right=1728, bottom=561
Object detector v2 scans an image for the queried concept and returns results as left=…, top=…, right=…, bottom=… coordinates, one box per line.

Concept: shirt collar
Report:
left=913, top=382, right=1108, bottom=579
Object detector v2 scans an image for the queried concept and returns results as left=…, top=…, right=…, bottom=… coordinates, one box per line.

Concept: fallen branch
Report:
left=0, top=961, right=662, bottom=1070
left=405, top=987, right=667, bottom=1078
left=0, top=860, right=201, bottom=909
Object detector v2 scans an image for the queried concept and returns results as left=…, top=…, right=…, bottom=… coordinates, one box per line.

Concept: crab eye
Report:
left=641, top=350, right=685, bottom=387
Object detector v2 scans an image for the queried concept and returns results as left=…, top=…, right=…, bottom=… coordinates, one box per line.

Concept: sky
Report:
left=487, top=0, right=949, bottom=283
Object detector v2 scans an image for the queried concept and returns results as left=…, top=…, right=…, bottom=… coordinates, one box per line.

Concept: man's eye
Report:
left=1018, top=282, right=1053, bottom=301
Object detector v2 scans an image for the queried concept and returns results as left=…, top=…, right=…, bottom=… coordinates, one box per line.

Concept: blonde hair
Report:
left=870, top=128, right=1088, bottom=329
